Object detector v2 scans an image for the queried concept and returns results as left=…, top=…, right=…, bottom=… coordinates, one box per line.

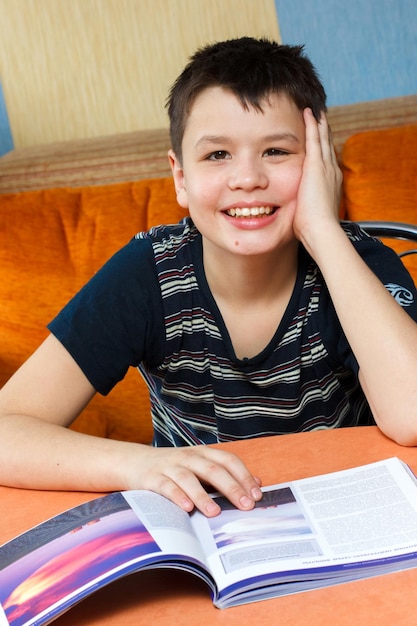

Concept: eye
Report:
left=263, top=148, right=289, bottom=157
left=207, top=150, right=230, bottom=161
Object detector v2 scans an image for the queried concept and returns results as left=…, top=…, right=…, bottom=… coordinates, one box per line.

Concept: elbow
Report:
left=376, top=416, right=417, bottom=448
left=391, top=433, right=417, bottom=448
left=367, top=392, right=417, bottom=447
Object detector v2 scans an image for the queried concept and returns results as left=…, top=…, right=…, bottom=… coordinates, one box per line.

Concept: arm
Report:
left=294, top=108, right=417, bottom=446
left=0, top=334, right=262, bottom=515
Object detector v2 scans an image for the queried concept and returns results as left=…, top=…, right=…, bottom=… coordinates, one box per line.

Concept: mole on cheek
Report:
left=234, top=241, right=239, bottom=246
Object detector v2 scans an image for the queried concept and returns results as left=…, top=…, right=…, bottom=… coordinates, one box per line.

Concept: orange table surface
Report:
left=2, top=425, right=417, bottom=626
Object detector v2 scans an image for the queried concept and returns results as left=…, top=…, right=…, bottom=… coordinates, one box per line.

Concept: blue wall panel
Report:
left=0, top=81, right=13, bottom=156
left=275, top=0, right=417, bottom=106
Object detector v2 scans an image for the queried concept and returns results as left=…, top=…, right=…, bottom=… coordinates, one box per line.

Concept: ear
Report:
left=168, top=149, right=188, bottom=209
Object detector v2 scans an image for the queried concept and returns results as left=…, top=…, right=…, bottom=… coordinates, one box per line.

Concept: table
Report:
left=2, top=426, right=417, bottom=625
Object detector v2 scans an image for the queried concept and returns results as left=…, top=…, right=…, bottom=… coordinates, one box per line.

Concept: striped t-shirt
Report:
left=49, top=218, right=417, bottom=446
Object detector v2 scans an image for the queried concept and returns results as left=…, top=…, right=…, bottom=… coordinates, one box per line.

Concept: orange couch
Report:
left=1, top=94, right=416, bottom=443
left=0, top=178, right=187, bottom=443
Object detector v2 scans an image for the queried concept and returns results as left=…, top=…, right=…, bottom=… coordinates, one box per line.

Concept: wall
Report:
left=3, top=0, right=415, bottom=154
left=0, top=0, right=280, bottom=150
left=0, top=82, right=13, bottom=155
left=275, top=0, right=417, bottom=106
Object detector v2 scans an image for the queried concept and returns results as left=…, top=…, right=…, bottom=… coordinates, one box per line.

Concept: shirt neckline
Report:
left=189, top=226, right=309, bottom=366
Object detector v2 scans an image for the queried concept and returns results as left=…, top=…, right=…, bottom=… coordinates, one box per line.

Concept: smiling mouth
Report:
left=225, top=206, right=277, bottom=218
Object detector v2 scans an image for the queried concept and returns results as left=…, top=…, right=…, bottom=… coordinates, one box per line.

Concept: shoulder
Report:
left=340, top=220, right=376, bottom=244
left=89, top=218, right=197, bottom=282
left=136, top=217, right=198, bottom=252
left=340, top=220, right=417, bottom=317
left=339, top=219, right=398, bottom=265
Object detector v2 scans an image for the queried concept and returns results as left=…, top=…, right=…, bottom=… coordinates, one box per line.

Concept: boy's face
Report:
left=169, top=86, right=306, bottom=258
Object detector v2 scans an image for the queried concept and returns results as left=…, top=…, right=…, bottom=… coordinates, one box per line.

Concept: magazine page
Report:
left=122, top=490, right=208, bottom=565
left=0, top=490, right=207, bottom=626
left=190, top=457, right=417, bottom=601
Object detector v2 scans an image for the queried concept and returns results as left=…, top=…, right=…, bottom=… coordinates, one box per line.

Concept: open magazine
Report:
left=2, top=456, right=417, bottom=625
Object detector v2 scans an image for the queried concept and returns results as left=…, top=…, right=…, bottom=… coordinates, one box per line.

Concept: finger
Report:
left=303, top=107, right=321, bottom=156
left=317, top=112, right=337, bottom=164
left=195, top=447, right=263, bottom=510
left=139, top=451, right=217, bottom=514
left=326, top=120, right=337, bottom=160
left=167, top=447, right=263, bottom=516
left=319, top=113, right=342, bottom=185
left=149, top=465, right=222, bottom=516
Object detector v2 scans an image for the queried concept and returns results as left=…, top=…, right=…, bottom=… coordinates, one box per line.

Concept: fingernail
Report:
left=181, top=498, right=195, bottom=512
left=240, top=495, right=253, bottom=509
left=251, top=487, right=263, bottom=500
left=206, top=500, right=220, bottom=516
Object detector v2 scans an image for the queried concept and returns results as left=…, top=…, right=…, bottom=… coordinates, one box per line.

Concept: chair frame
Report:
left=345, top=220, right=417, bottom=258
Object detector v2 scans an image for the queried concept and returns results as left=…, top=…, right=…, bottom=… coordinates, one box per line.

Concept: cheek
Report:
left=185, top=176, right=218, bottom=211
left=279, top=162, right=304, bottom=199
left=176, top=173, right=213, bottom=210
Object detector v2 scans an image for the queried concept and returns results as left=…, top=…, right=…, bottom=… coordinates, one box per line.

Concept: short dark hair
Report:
left=166, top=37, right=327, bottom=161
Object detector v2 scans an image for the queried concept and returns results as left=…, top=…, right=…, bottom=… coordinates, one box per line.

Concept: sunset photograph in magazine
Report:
left=0, top=493, right=160, bottom=626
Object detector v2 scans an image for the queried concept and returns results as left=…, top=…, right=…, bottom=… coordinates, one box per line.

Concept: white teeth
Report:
left=227, top=206, right=274, bottom=217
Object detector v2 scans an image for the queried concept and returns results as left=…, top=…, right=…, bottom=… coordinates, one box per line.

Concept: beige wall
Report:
left=0, top=0, right=280, bottom=148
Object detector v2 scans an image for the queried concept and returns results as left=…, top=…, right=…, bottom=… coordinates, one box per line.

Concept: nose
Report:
left=228, top=156, right=268, bottom=191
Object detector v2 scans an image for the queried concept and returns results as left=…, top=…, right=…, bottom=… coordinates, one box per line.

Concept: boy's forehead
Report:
left=187, top=85, right=300, bottom=120
left=183, top=86, right=303, bottom=136
left=190, top=85, right=271, bottom=111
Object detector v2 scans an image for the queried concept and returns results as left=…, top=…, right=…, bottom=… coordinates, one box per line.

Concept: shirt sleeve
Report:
left=321, top=222, right=417, bottom=374
left=48, top=236, right=165, bottom=395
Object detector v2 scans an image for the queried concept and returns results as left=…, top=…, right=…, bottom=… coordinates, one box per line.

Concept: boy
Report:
left=1, top=37, right=417, bottom=518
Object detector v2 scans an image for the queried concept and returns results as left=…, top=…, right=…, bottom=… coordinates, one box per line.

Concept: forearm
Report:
left=0, top=414, right=141, bottom=492
left=302, top=221, right=417, bottom=445
left=293, top=110, right=417, bottom=443
left=0, top=413, right=263, bottom=516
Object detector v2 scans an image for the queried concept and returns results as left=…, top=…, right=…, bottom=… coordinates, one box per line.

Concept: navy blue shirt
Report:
left=48, top=219, right=417, bottom=446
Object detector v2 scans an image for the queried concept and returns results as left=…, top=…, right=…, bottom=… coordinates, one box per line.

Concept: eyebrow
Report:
left=194, top=132, right=300, bottom=150
left=263, top=132, right=301, bottom=144
left=194, top=135, right=229, bottom=149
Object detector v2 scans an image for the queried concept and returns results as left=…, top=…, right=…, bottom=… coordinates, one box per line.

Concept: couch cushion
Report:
left=342, top=124, right=417, bottom=282
left=0, top=177, right=187, bottom=442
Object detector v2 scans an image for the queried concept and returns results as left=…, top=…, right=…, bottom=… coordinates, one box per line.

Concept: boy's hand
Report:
left=129, top=444, right=263, bottom=517
left=293, top=108, right=342, bottom=250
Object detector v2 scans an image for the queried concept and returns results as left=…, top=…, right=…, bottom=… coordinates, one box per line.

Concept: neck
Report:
left=203, top=239, right=300, bottom=304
